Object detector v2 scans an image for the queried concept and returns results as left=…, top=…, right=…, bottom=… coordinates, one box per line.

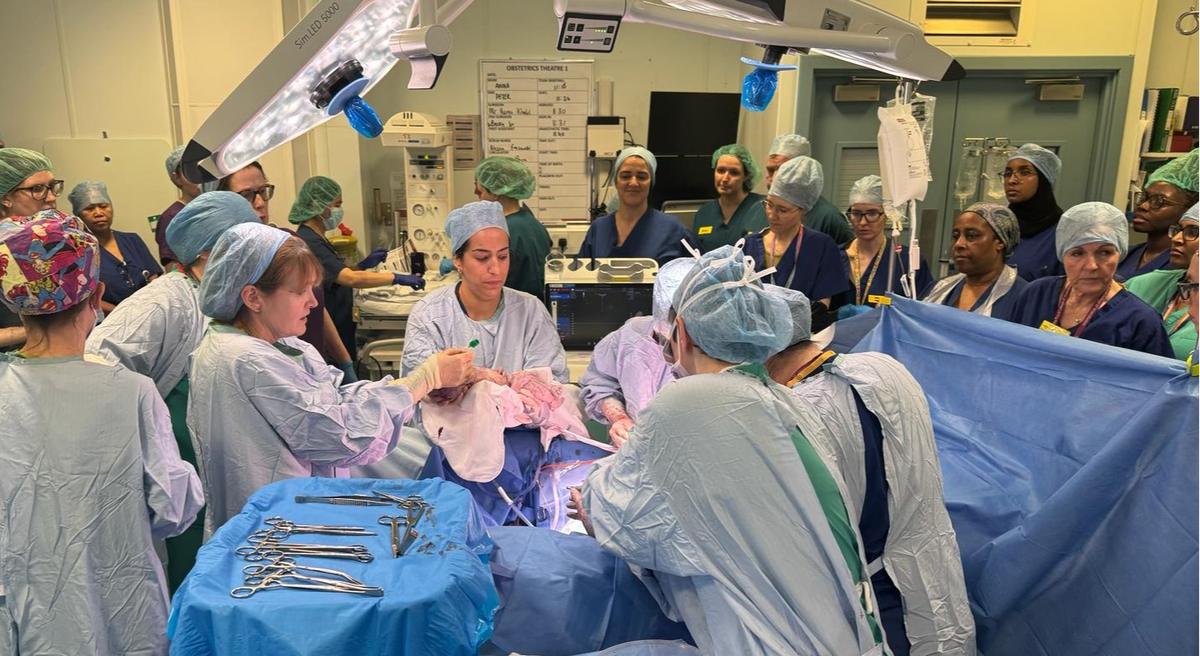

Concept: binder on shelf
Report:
left=1149, top=87, right=1179, bottom=153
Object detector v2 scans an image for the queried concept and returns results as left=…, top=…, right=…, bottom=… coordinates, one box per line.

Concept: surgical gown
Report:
left=579, top=315, right=674, bottom=423
left=85, top=271, right=207, bottom=591
left=999, top=275, right=1175, bottom=358
left=920, top=267, right=1028, bottom=318
left=1116, top=243, right=1171, bottom=281
left=692, top=193, right=767, bottom=252
left=505, top=205, right=553, bottom=299
left=401, top=284, right=568, bottom=382
left=1124, top=268, right=1197, bottom=360
left=743, top=228, right=850, bottom=303
left=578, top=209, right=698, bottom=265
left=187, top=325, right=417, bottom=536
left=583, top=363, right=883, bottom=656
left=1005, top=228, right=1064, bottom=281
left=0, top=354, right=203, bottom=656
left=789, top=353, right=976, bottom=656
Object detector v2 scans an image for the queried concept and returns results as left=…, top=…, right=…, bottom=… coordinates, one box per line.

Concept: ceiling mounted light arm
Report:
left=391, top=0, right=453, bottom=89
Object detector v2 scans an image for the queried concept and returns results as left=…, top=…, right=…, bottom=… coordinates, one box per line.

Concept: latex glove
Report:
left=356, top=247, right=389, bottom=270
left=566, top=487, right=595, bottom=537
left=599, top=397, right=633, bottom=448
left=336, top=361, right=358, bottom=384
left=393, top=348, right=473, bottom=399
left=393, top=272, right=426, bottom=290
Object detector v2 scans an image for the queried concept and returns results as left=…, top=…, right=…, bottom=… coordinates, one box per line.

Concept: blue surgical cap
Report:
left=68, top=182, right=112, bottom=215
left=769, top=134, right=811, bottom=159
left=964, top=202, right=1020, bottom=257
left=848, top=175, right=884, bottom=207
left=672, top=244, right=790, bottom=363
left=165, top=146, right=185, bottom=175
left=1182, top=203, right=1199, bottom=225
left=166, top=191, right=261, bottom=266
left=768, top=156, right=824, bottom=211
left=0, top=148, right=53, bottom=196
left=1009, top=144, right=1061, bottom=186
left=615, top=147, right=657, bottom=187
left=652, top=256, right=697, bottom=334
left=199, top=222, right=289, bottom=321
left=445, top=200, right=508, bottom=253
left=763, top=284, right=811, bottom=347
left=1055, top=202, right=1128, bottom=261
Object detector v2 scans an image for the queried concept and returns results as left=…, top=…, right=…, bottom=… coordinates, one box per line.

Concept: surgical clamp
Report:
left=378, top=515, right=408, bottom=559
left=231, top=575, right=383, bottom=598
left=243, top=557, right=368, bottom=587
left=294, top=494, right=393, bottom=506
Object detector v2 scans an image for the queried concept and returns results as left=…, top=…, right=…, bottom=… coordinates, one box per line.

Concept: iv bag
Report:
left=981, top=138, right=1014, bottom=201
left=954, top=140, right=985, bottom=209
left=888, top=92, right=936, bottom=179
left=877, top=101, right=930, bottom=205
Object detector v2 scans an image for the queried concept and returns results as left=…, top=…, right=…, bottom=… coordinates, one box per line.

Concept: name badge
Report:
left=867, top=295, right=891, bottom=306
left=697, top=226, right=713, bottom=235
left=1038, top=320, right=1070, bottom=335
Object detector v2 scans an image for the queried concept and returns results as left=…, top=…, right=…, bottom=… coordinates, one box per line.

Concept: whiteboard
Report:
left=44, top=138, right=178, bottom=252
left=479, top=60, right=594, bottom=222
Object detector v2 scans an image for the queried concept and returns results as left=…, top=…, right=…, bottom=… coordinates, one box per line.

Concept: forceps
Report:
left=242, top=557, right=367, bottom=587
left=235, top=543, right=374, bottom=563
left=250, top=518, right=375, bottom=541
left=294, top=494, right=393, bottom=506
left=230, top=575, right=383, bottom=598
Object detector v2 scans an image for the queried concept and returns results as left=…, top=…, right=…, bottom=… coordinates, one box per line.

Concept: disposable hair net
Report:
left=288, top=176, right=342, bottom=225
left=1146, top=149, right=1199, bottom=193
left=199, top=222, right=289, bottom=321
left=768, top=133, right=811, bottom=159
left=768, top=156, right=824, bottom=211
left=652, top=256, right=697, bottom=334
left=964, top=202, right=1020, bottom=257
left=445, top=200, right=509, bottom=253
left=0, top=148, right=53, bottom=196
left=763, top=283, right=812, bottom=346
left=475, top=156, right=535, bottom=200
left=711, top=144, right=762, bottom=192
left=848, top=175, right=884, bottom=207
left=166, top=191, right=262, bottom=265
left=615, top=147, right=658, bottom=187
left=68, top=181, right=112, bottom=215
left=1182, top=203, right=1199, bottom=225
left=1055, top=201, right=1128, bottom=261
left=165, top=146, right=185, bottom=175
left=671, top=244, right=791, bottom=362
left=1008, top=144, right=1062, bottom=186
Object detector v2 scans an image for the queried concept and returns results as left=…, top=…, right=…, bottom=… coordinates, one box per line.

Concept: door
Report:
left=800, top=57, right=1126, bottom=277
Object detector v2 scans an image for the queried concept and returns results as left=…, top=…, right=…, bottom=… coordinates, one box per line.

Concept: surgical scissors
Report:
left=242, top=557, right=368, bottom=587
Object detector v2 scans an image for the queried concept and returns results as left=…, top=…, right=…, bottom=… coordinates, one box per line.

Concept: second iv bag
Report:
left=982, top=138, right=1013, bottom=201
left=954, top=139, right=985, bottom=210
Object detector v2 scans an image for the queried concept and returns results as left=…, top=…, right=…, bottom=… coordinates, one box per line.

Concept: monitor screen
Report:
left=545, top=283, right=654, bottom=350
left=646, top=91, right=741, bottom=156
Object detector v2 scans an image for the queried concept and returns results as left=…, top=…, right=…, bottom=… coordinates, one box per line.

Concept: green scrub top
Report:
left=504, top=205, right=553, bottom=299
left=163, top=377, right=204, bottom=593
left=1126, top=268, right=1197, bottom=360
left=692, top=192, right=768, bottom=252
left=805, top=196, right=855, bottom=247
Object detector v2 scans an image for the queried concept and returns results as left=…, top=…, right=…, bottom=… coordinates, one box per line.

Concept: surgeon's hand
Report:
left=393, top=272, right=426, bottom=290
left=607, top=416, right=634, bottom=448
left=356, top=247, right=389, bottom=270
left=433, top=348, right=474, bottom=389
left=567, top=487, right=595, bottom=537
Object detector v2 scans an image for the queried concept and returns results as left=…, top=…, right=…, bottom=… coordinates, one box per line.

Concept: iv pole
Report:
left=886, top=79, right=919, bottom=299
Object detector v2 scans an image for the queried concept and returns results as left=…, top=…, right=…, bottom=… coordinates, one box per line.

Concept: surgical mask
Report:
left=322, top=207, right=343, bottom=231
left=670, top=360, right=689, bottom=379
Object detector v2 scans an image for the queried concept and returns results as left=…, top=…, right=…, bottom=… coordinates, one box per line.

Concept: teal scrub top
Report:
left=805, top=197, right=855, bottom=247
left=692, top=192, right=767, bottom=252
left=1125, top=268, right=1198, bottom=361
left=504, top=205, right=552, bottom=299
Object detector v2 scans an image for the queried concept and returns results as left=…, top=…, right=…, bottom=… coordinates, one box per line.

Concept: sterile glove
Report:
left=356, top=247, right=389, bottom=270
left=599, top=397, right=633, bottom=448
left=393, top=272, right=426, bottom=290
left=392, top=348, right=474, bottom=400
left=567, top=487, right=595, bottom=537
left=336, top=361, right=358, bottom=384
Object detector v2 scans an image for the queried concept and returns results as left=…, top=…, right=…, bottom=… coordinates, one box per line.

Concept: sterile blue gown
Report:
left=579, top=315, right=675, bottom=423
left=583, top=363, right=884, bottom=656
left=0, top=353, right=203, bottom=655
left=743, top=228, right=850, bottom=304
left=578, top=209, right=698, bottom=265
left=999, top=276, right=1175, bottom=358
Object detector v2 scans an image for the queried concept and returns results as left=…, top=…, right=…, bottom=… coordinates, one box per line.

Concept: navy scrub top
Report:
left=98, top=231, right=163, bottom=306
left=578, top=208, right=698, bottom=265
left=743, top=228, right=850, bottom=303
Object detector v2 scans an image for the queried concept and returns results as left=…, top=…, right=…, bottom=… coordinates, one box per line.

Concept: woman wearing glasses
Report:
left=999, top=202, right=1173, bottom=357
left=922, top=203, right=1029, bottom=317
left=839, top=175, right=932, bottom=312
left=1004, top=144, right=1066, bottom=281
left=0, top=148, right=60, bottom=350
left=743, top=156, right=849, bottom=330
left=1124, top=204, right=1199, bottom=360
left=69, top=182, right=162, bottom=311
left=1118, top=149, right=1198, bottom=280
left=212, top=161, right=274, bottom=224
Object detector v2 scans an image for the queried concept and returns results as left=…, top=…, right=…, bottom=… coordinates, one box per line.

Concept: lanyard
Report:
left=785, top=350, right=837, bottom=388
left=1052, top=281, right=1107, bottom=337
left=1163, top=295, right=1192, bottom=336
left=852, top=243, right=885, bottom=306
left=765, top=228, right=804, bottom=289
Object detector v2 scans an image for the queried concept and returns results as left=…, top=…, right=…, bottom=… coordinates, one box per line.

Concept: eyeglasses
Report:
left=12, top=179, right=65, bottom=201
left=762, top=200, right=800, bottom=215
left=237, top=184, right=276, bottom=203
left=1002, top=167, right=1038, bottom=181
left=846, top=209, right=885, bottom=223
left=655, top=324, right=677, bottom=364
left=1169, top=223, right=1199, bottom=241
left=1135, top=192, right=1188, bottom=211
left=1177, top=280, right=1198, bottom=300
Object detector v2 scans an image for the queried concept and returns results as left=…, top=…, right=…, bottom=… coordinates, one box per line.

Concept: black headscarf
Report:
left=1007, top=168, right=1062, bottom=240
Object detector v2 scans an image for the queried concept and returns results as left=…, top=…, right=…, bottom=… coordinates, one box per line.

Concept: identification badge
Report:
left=697, top=225, right=713, bottom=235
left=867, top=295, right=891, bottom=306
left=1039, top=320, right=1070, bottom=335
